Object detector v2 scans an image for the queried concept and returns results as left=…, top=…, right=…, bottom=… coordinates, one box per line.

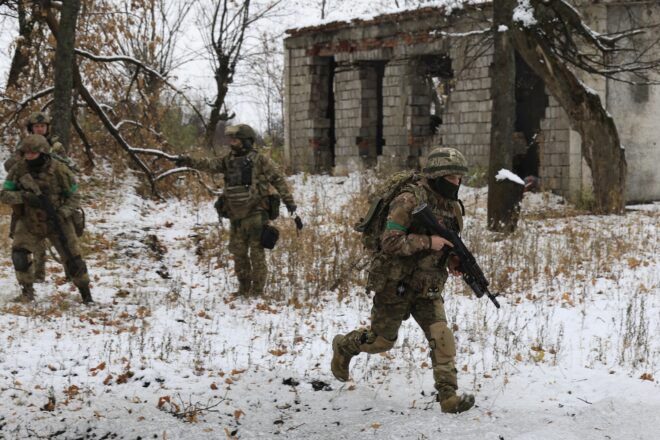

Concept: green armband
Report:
left=385, top=220, right=408, bottom=232
left=3, top=180, right=17, bottom=191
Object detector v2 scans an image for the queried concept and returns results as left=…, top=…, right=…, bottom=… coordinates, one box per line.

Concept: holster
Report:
left=260, top=224, right=280, bottom=249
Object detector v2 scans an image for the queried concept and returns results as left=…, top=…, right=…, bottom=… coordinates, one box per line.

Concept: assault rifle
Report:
left=412, top=203, right=501, bottom=308
left=19, top=174, right=84, bottom=278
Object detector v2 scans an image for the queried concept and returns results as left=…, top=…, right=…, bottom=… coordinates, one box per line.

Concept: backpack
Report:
left=354, top=171, right=421, bottom=251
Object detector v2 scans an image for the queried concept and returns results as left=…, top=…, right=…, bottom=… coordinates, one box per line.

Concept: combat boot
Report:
left=12, top=284, right=35, bottom=303
left=331, top=334, right=355, bottom=382
left=78, top=285, right=93, bottom=304
left=437, top=387, right=475, bottom=414
left=34, top=270, right=46, bottom=284
left=235, top=279, right=251, bottom=296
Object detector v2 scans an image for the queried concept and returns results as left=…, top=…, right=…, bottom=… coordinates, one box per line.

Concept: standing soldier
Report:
left=331, top=147, right=476, bottom=413
left=5, top=112, right=72, bottom=171
left=0, top=134, right=92, bottom=304
left=176, top=124, right=297, bottom=296
left=3, top=112, right=77, bottom=282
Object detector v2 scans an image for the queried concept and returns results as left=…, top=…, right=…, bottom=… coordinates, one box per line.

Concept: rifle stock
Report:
left=412, top=203, right=501, bottom=308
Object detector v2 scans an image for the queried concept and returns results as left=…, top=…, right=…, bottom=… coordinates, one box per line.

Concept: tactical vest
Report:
left=222, top=151, right=269, bottom=220
left=13, top=160, right=72, bottom=236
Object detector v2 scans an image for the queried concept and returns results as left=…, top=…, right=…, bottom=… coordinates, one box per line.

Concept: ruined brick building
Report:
left=283, top=1, right=660, bottom=203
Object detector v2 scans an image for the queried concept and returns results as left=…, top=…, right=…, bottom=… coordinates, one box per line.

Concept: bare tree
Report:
left=51, top=0, right=80, bottom=149
left=110, top=0, right=198, bottom=95
left=3, top=0, right=39, bottom=91
left=488, top=0, right=519, bottom=232
left=508, top=0, right=660, bottom=213
left=484, top=0, right=660, bottom=223
left=196, top=0, right=282, bottom=148
left=0, top=1, right=203, bottom=194
left=243, top=31, right=285, bottom=147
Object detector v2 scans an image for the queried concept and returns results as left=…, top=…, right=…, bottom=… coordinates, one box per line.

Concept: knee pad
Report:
left=11, top=248, right=31, bottom=272
left=66, top=256, right=88, bottom=278
left=429, top=322, right=456, bottom=364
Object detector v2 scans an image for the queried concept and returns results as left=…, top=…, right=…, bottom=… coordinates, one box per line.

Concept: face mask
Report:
left=429, top=176, right=460, bottom=200
left=230, top=139, right=251, bottom=155
left=26, top=154, right=47, bottom=169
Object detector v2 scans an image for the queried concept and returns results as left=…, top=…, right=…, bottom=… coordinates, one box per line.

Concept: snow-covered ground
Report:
left=0, top=173, right=658, bottom=439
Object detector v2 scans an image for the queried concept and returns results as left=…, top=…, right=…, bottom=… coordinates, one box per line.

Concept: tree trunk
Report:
left=488, top=0, right=521, bottom=232
left=51, top=0, right=81, bottom=150
left=204, top=63, right=231, bottom=149
left=511, top=25, right=626, bottom=214
left=6, top=2, right=36, bottom=90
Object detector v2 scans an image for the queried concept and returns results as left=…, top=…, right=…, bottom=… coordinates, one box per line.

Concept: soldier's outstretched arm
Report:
left=380, top=192, right=433, bottom=256
left=261, top=155, right=295, bottom=208
left=186, top=155, right=227, bottom=174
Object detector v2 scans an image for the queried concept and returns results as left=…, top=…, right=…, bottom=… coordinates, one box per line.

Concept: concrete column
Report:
left=380, top=58, right=432, bottom=173
left=333, top=62, right=381, bottom=175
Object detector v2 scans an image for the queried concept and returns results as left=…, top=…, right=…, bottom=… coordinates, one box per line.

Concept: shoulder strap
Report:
left=452, top=200, right=464, bottom=232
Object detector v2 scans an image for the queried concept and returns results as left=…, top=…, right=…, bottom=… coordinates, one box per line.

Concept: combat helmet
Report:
left=25, top=112, right=52, bottom=132
left=20, top=134, right=50, bottom=154
left=225, top=124, right=256, bottom=143
left=423, top=147, right=468, bottom=178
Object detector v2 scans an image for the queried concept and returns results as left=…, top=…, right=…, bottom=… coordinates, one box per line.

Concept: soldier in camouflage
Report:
left=3, top=112, right=75, bottom=282
left=331, top=147, right=476, bottom=414
left=4, top=112, right=72, bottom=171
left=177, top=124, right=296, bottom=296
left=0, top=134, right=92, bottom=304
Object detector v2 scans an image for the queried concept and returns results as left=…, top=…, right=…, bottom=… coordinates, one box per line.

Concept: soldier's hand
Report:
left=175, top=155, right=192, bottom=167
left=448, top=254, right=462, bottom=276
left=286, top=203, right=297, bottom=215
left=430, top=235, right=453, bottom=251
left=21, top=192, right=42, bottom=208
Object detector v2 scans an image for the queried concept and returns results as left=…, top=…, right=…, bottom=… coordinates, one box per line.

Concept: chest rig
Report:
left=16, top=161, right=67, bottom=235
left=222, top=151, right=262, bottom=218
left=370, top=182, right=464, bottom=294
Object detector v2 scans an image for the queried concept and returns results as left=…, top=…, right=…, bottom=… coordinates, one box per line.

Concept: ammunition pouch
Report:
left=11, top=248, right=31, bottom=272
left=66, top=255, right=87, bottom=278
left=266, top=193, right=281, bottom=220
left=214, top=194, right=229, bottom=220
left=71, top=208, right=85, bottom=237
left=260, top=224, right=280, bottom=250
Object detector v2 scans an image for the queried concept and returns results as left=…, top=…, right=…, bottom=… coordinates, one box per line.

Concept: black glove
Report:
left=286, top=203, right=297, bottom=215
left=21, top=192, right=42, bottom=208
left=175, top=155, right=192, bottom=167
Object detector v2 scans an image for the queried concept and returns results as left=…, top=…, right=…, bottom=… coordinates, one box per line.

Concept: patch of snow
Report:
left=513, top=0, right=537, bottom=26
left=495, top=168, right=525, bottom=185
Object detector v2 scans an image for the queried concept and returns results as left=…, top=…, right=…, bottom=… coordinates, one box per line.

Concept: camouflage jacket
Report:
left=189, top=148, right=295, bottom=220
left=367, top=179, right=463, bottom=294
left=0, top=156, right=81, bottom=236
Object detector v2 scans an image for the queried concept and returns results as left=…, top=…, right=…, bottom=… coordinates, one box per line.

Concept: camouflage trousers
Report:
left=11, top=217, right=90, bottom=288
left=229, top=211, right=268, bottom=296
left=336, top=279, right=458, bottom=393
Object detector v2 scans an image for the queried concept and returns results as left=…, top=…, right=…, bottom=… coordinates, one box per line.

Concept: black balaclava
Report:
left=231, top=138, right=252, bottom=156
left=26, top=153, right=48, bottom=170
left=429, top=176, right=461, bottom=200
